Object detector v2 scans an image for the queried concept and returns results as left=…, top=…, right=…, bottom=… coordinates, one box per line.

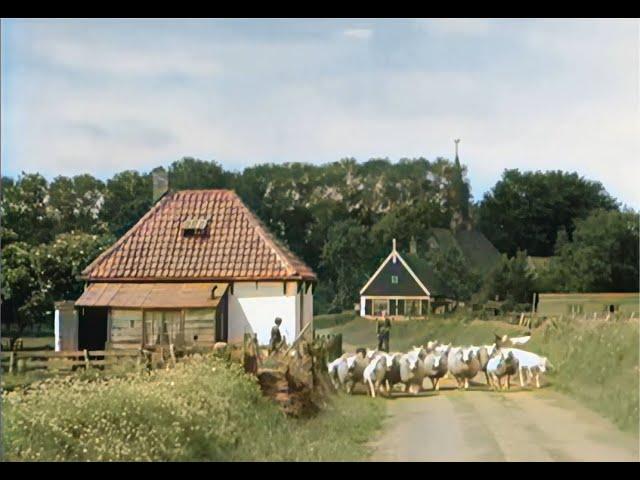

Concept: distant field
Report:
left=1, top=336, right=55, bottom=351
left=315, top=312, right=527, bottom=352
left=537, top=292, right=639, bottom=315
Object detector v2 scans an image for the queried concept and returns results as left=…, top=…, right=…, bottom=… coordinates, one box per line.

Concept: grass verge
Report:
left=2, top=354, right=385, bottom=461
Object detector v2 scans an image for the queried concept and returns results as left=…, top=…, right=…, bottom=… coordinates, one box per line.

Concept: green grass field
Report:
left=2, top=354, right=385, bottom=461
left=316, top=312, right=528, bottom=352
left=316, top=311, right=639, bottom=434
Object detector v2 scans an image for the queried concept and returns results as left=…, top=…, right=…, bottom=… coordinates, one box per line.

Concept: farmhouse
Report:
left=70, top=184, right=316, bottom=351
left=359, top=239, right=454, bottom=318
left=536, top=292, right=639, bottom=316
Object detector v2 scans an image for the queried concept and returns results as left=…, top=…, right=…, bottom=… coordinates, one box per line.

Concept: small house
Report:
left=72, top=184, right=316, bottom=351
left=359, top=239, right=453, bottom=319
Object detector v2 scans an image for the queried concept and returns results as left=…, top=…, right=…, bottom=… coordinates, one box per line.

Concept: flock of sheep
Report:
left=327, top=334, right=554, bottom=398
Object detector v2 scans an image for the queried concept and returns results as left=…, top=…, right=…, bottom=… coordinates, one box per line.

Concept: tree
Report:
left=481, top=250, right=536, bottom=307
left=1, top=242, right=47, bottom=345
left=478, top=169, right=618, bottom=256
left=426, top=246, right=480, bottom=301
left=320, top=219, right=375, bottom=312
left=49, top=174, right=107, bottom=235
left=1, top=232, right=114, bottom=344
left=38, top=232, right=116, bottom=301
left=167, top=157, right=235, bottom=190
left=100, top=170, right=153, bottom=237
left=1, top=173, right=56, bottom=245
left=548, top=209, right=639, bottom=292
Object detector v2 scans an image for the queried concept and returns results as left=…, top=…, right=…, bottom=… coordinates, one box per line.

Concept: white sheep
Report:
left=399, top=349, right=427, bottom=394
left=363, top=353, right=388, bottom=398
left=498, top=348, right=553, bottom=388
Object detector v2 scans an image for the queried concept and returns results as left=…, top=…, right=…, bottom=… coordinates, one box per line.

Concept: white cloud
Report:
left=2, top=19, right=638, bottom=207
left=343, top=28, right=373, bottom=40
left=418, top=18, right=493, bottom=37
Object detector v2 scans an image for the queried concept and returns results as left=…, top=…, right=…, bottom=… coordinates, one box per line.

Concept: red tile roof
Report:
left=81, top=190, right=316, bottom=282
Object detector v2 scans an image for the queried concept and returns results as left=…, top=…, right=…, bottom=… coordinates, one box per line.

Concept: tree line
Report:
left=1, top=156, right=637, bottom=337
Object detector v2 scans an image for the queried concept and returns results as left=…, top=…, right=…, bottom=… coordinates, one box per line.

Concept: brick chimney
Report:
left=152, top=167, right=168, bottom=203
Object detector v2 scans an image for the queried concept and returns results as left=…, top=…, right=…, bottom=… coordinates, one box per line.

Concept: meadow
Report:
left=2, top=354, right=385, bottom=461
left=317, top=311, right=639, bottom=434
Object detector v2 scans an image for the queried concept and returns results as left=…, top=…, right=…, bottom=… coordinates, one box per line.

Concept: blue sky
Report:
left=2, top=18, right=638, bottom=206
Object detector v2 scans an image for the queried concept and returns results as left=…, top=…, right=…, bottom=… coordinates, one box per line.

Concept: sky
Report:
left=2, top=18, right=638, bottom=207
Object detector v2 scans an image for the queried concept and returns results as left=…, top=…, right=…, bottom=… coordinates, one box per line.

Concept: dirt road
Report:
left=369, top=378, right=639, bottom=462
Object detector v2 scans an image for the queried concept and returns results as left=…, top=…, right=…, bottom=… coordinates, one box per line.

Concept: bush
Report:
left=2, top=354, right=385, bottom=461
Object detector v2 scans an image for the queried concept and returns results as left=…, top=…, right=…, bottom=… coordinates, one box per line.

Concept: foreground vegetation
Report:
left=317, top=312, right=639, bottom=434
left=2, top=354, right=385, bottom=461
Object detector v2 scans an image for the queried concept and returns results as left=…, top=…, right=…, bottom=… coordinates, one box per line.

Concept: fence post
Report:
left=9, top=351, right=15, bottom=374
left=169, top=343, right=177, bottom=367
left=83, top=349, right=91, bottom=370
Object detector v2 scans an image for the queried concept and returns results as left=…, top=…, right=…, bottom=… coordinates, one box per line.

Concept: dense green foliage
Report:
left=426, top=246, right=481, bottom=301
left=479, top=250, right=536, bottom=306
left=478, top=170, right=618, bottom=257
left=2, top=354, right=386, bottom=461
left=1, top=157, right=635, bottom=335
left=545, top=209, right=640, bottom=293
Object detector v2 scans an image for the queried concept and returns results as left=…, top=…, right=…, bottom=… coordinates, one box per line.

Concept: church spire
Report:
left=454, top=138, right=461, bottom=167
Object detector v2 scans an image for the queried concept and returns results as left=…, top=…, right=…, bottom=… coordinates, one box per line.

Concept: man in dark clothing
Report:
left=269, top=317, right=283, bottom=355
left=377, top=315, right=391, bottom=353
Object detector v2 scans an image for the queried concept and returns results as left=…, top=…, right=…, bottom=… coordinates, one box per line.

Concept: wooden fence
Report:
left=0, top=349, right=143, bottom=374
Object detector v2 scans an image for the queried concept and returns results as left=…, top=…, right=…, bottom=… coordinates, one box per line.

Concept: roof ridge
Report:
left=81, top=192, right=175, bottom=278
left=227, top=191, right=298, bottom=277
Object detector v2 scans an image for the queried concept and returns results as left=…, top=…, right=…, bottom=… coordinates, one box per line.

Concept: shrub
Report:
left=2, top=354, right=385, bottom=461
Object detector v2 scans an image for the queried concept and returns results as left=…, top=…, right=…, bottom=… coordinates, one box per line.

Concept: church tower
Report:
left=449, top=139, right=471, bottom=232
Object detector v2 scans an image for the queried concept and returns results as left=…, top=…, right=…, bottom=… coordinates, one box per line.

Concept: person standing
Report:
left=377, top=313, right=391, bottom=353
left=269, top=317, right=283, bottom=355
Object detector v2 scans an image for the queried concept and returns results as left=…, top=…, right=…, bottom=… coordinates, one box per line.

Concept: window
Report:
left=391, top=275, right=399, bottom=284
left=181, top=218, right=209, bottom=237
left=567, top=304, right=584, bottom=314
left=405, top=300, right=421, bottom=317
left=373, top=299, right=388, bottom=316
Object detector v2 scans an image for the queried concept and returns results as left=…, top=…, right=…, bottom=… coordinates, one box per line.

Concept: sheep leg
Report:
left=435, top=377, right=440, bottom=391
left=535, top=372, right=541, bottom=389
left=519, top=368, right=525, bottom=388
left=385, top=379, right=391, bottom=393
left=464, top=377, right=469, bottom=390
left=507, top=374, right=511, bottom=390
left=484, top=371, right=491, bottom=386
left=368, top=378, right=376, bottom=398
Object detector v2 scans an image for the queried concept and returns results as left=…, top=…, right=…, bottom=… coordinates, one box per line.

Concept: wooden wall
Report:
left=109, top=308, right=217, bottom=350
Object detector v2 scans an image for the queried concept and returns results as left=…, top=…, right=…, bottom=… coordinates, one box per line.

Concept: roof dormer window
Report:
left=182, top=218, right=209, bottom=237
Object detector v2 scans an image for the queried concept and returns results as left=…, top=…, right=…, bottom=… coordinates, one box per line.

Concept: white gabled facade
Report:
left=227, top=281, right=313, bottom=345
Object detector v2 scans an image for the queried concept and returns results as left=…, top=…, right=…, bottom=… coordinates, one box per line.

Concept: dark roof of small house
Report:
left=81, top=189, right=316, bottom=282
left=454, top=229, right=501, bottom=275
left=426, top=227, right=501, bottom=276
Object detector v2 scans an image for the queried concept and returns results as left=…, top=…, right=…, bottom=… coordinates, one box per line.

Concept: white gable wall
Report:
left=228, top=281, right=308, bottom=346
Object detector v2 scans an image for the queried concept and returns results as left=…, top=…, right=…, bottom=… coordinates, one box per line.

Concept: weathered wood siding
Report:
left=184, top=309, right=216, bottom=345
left=110, top=309, right=143, bottom=349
